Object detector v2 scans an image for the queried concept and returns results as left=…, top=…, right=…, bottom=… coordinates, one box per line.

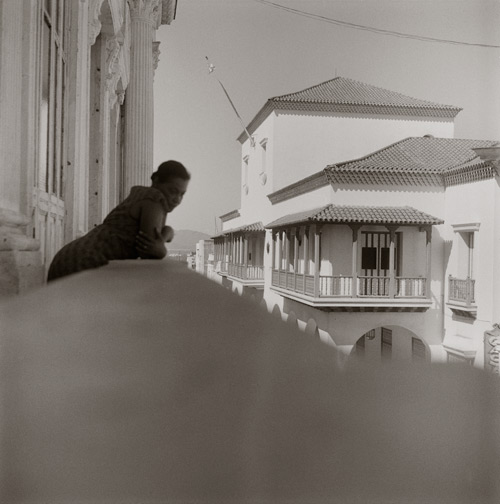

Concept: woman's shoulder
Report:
left=130, top=186, right=168, bottom=209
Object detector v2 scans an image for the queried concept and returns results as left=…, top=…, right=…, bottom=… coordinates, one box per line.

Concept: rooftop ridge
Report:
left=271, top=76, right=461, bottom=110
left=238, top=77, right=461, bottom=143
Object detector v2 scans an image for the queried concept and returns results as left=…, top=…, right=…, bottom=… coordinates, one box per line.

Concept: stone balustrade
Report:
left=0, top=259, right=498, bottom=503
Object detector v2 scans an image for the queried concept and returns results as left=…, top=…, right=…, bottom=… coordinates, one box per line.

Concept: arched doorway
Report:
left=350, top=326, right=428, bottom=363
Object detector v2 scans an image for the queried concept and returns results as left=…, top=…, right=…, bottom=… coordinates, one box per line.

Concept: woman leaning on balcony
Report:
left=47, top=161, right=190, bottom=282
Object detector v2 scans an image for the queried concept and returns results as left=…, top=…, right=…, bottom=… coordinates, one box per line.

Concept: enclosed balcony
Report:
left=267, top=204, right=443, bottom=311
left=447, top=275, right=476, bottom=317
left=213, top=222, right=265, bottom=287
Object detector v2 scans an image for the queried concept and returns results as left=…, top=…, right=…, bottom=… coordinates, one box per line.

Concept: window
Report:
left=361, top=247, right=377, bottom=270
left=447, top=353, right=474, bottom=366
left=361, top=232, right=401, bottom=275
left=38, top=0, right=67, bottom=198
left=242, top=155, right=249, bottom=194
left=355, top=335, right=366, bottom=357
left=259, top=138, right=268, bottom=185
left=34, top=0, right=68, bottom=267
left=452, top=223, right=479, bottom=279
left=381, top=327, right=392, bottom=360
left=412, top=337, right=426, bottom=362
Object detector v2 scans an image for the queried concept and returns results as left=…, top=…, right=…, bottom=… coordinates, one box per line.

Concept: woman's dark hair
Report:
left=151, top=160, right=190, bottom=184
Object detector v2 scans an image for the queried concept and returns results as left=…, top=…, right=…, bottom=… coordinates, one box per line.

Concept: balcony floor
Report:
left=271, top=285, right=432, bottom=312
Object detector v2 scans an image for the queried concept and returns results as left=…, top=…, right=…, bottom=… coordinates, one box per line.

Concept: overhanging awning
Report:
left=212, top=222, right=265, bottom=239
left=265, top=205, right=443, bottom=229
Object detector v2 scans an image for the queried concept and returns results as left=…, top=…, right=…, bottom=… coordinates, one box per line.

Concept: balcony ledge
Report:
left=446, top=300, right=477, bottom=319
left=227, top=274, right=265, bottom=288
left=0, top=260, right=498, bottom=503
left=271, top=286, right=432, bottom=312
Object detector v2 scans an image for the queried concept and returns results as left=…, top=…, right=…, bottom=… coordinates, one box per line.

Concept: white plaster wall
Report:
left=239, top=114, right=275, bottom=222
left=442, top=177, right=499, bottom=368
left=272, top=112, right=455, bottom=190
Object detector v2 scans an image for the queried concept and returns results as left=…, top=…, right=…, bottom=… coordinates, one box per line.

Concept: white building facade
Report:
left=213, top=77, right=500, bottom=370
left=0, top=0, right=177, bottom=296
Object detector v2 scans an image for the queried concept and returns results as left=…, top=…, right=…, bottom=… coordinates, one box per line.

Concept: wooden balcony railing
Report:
left=272, top=270, right=427, bottom=299
left=448, top=276, right=475, bottom=305
left=228, top=263, right=264, bottom=281
left=216, top=261, right=228, bottom=274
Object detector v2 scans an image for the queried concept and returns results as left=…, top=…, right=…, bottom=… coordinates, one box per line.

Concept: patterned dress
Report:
left=47, top=186, right=168, bottom=282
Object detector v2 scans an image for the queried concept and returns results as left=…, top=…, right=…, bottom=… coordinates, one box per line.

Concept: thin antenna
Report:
left=205, top=56, right=255, bottom=147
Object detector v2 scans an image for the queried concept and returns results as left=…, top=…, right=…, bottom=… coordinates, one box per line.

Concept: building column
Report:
left=425, top=226, right=432, bottom=299
left=313, top=225, right=321, bottom=298
left=303, top=226, right=309, bottom=294
left=350, top=225, right=361, bottom=298
left=387, top=226, right=398, bottom=297
left=277, top=230, right=282, bottom=286
left=0, top=2, right=43, bottom=296
left=293, top=228, right=299, bottom=290
left=243, top=235, right=248, bottom=279
left=123, top=0, right=162, bottom=192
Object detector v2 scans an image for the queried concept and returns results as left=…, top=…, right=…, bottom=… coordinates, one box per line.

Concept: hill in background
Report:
left=167, top=229, right=211, bottom=253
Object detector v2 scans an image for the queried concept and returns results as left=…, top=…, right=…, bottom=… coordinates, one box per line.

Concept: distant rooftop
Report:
left=325, top=136, right=498, bottom=187
left=238, top=77, right=462, bottom=143
left=212, top=222, right=264, bottom=238
left=267, top=137, right=499, bottom=204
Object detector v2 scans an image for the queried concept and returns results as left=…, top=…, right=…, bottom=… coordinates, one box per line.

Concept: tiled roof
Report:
left=273, top=77, right=459, bottom=111
left=215, top=222, right=265, bottom=237
left=219, top=209, right=241, bottom=222
left=265, top=205, right=443, bottom=228
left=325, top=137, right=498, bottom=187
left=238, top=77, right=461, bottom=142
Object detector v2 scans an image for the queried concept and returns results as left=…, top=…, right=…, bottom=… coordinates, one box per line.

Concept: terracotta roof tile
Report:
left=217, top=222, right=265, bottom=236
left=266, top=205, right=443, bottom=228
left=238, top=77, right=461, bottom=142
left=273, top=77, right=460, bottom=112
left=328, top=137, right=495, bottom=174
left=323, top=137, right=499, bottom=187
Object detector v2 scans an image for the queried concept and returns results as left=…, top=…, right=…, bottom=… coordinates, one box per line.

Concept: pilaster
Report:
left=123, top=0, right=161, bottom=192
left=0, top=2, right=43, bottom=295
left=0, top=209, right=43, bottom=297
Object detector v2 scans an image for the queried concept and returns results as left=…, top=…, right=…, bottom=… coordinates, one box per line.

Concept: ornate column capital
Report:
left=89, top=0, right=106, bottom=45
left=127, top=0, right=162, bottom=28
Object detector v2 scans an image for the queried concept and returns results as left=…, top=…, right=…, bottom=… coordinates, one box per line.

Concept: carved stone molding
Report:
left=105, top=33, right=124, bottom=107
left=152, top=41, right=161, bottom=73
left=117, top=89, right=126, bottom=106
left=127, top=0, right=162, bottom=28
left=160, top=0, right=176, bottom=25
left=89, top=0, right=106, bottom=45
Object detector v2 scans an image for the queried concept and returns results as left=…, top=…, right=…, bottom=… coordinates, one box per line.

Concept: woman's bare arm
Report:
left=136, top=200, right=167, bottom=259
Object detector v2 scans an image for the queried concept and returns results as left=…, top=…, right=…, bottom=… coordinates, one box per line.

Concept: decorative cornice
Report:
left=325, top=166, right=444, bottom=188
left=88, top=0, right=106, bottom=45
left=451, top=222, right=480, bottom=233
left=443, top=162, right=496, bottom=187
left=268, top=170, right=328, bottom=205
left=127, top=0, right=162, bottom=28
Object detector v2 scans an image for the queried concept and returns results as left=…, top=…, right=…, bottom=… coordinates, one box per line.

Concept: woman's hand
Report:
left=135, top=229, right=167, bottom=259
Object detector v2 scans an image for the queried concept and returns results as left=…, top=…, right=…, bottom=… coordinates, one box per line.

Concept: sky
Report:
left=153, top=0, right=500, bottom=235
